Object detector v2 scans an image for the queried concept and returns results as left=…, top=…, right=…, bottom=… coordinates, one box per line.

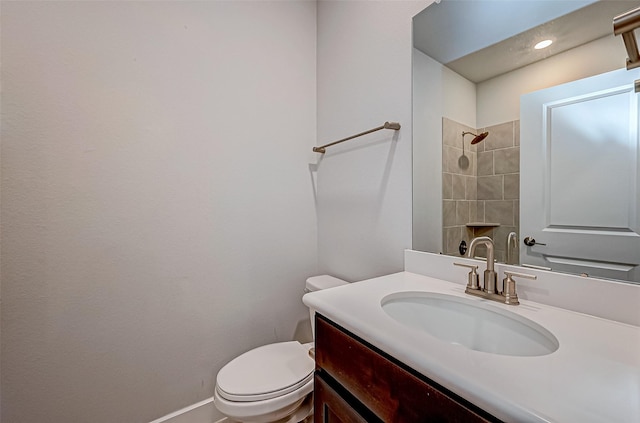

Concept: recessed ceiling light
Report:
left=534, top=39, right=553, bottom=50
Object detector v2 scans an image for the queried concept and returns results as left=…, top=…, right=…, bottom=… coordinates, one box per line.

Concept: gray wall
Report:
left=316, top=0, right=430, bottom=282
left=1, top=2, right=318, bottom=422
left=1, top=1, right=437, bottom=421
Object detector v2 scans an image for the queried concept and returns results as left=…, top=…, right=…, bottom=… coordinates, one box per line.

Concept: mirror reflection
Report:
left=412, top=0, right=640, bottom=284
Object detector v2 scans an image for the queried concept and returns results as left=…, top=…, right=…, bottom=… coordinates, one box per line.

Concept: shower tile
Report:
left=485, top=200, right=514, bottom=225
left=456, top=200, right=470, bottom=225
left=478, top=151, right=494, bottom=176
left=477, top=176, right=503, bottom=200
left=494, top=250, right=506, bottom=264
left=469, top=200, right=478, bottom=222
left=469, top=151, right=477, bottom=177
left=495, top=147, right=520, bottom=174
left=473, top=226, right=495, bottom=238
left=442, top=117, right=523, bottom=261
left=476, top=200, right=485, bottom=222
left=443, top=200, right=456, bottom=227
left=443, top=118, right=461, bottom=147
left=465, top=175, right=477, bottom=200
left=452, top=174, right=466, bottom=199
left=443, top=173, right=453, bottom=199
left=465, top=227, right=475, bottom=245
left=504, top=173, right=519, bottom=199
left=444, top=118, right=476, bottom=147
left=472, top=244, right=488, bottom=259
left=457, top=154, right=474, bottom=175
left=443, top=145, right=462, bottom=173
left=484, top=121, right=514, bottom=151
left=456, top=201, right=471, bottom=225
left=443, top=227, right=453, bottom=254
left=444, top=226, right=464, bottom=255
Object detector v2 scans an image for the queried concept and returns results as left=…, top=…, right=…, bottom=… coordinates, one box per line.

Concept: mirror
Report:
left=412, top=0, right=640, bottom=284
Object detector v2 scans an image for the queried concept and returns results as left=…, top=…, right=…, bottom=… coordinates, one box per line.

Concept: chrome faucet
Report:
left=467, top=236, right=497, bottom=294
left=454, top=236, right=537, bottom=305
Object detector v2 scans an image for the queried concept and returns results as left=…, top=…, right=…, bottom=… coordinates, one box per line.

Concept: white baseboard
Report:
left=149, top=397, right=227, bottom=423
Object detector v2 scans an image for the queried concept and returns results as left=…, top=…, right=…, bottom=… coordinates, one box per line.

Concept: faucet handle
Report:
left=505, top=271, right=537, bottom=280
left=454, top=262, right=480, bottom=290
left=502, top=271, right=537, bottom=305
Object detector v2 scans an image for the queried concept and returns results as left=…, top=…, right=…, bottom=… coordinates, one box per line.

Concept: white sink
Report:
left=381, top=292, right=559, bottom=357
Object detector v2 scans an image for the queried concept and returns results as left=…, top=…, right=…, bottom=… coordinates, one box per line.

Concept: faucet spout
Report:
left=467, top=236, right=497, bottom=294
left=468, top=236, right=495, bottom=271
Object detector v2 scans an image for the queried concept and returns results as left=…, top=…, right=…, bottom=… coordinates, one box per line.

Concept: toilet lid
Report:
left=216, top=341, right=314, bottom=402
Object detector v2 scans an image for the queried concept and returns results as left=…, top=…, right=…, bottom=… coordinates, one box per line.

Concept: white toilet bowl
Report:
left=213, top=275, right=347, bottom=423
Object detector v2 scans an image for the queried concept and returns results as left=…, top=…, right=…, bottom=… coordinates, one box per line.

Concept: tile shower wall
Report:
left=442, top=118, right=519, bottom=263
left=442, top=117, right=478, bottom=256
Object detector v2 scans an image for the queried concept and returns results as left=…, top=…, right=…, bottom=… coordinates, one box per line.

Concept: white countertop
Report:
left=303, top=271, right=640, bottom=423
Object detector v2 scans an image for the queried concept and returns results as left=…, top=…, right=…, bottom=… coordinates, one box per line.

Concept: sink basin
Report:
left=381, top=292, right=559, bottom=357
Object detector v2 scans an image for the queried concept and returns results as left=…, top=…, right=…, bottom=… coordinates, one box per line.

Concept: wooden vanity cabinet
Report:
left=313, top=314, right=501, bottom=423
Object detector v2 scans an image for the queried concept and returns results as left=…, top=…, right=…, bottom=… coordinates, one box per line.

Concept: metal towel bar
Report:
left=614, top=6, right=640, bottom=72
left=312, top=121, right=401, bottom=153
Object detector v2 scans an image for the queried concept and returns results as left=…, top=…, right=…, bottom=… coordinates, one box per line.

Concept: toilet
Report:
left=214, top=275, right=348, bottom=423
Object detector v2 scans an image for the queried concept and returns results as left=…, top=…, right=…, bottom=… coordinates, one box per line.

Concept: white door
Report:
left=520, top=68, right=640, bottom=282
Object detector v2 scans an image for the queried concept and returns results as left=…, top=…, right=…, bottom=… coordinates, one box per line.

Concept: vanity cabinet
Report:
left=313, top=314, right=500, bottom=423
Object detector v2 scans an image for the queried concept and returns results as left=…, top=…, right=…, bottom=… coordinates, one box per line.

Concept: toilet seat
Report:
left=213, top=275, right=348, bottom=422
left=214, top=378, right=313, bottom=423
left=216, top=341, right=314, bottom=402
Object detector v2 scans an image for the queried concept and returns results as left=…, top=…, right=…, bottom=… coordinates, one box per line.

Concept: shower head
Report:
left=462, top=131, right=489, bottom=145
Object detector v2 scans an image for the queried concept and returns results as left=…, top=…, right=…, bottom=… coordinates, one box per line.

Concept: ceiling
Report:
left=413, top=0, right=637, bottom=83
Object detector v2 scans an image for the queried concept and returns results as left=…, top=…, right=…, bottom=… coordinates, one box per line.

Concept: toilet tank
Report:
left=305, top=275, right=348, bottom=338
left=305, top=275, right=347, bottom=293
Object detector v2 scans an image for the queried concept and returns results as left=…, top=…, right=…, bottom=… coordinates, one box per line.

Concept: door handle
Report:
left=523, top=237, right=546, bottom=246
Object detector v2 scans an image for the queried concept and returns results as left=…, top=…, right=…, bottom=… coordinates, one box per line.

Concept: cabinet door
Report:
left=314, top=373, right=370, bottom=423
left=315, top=315, right=498, bottom=423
